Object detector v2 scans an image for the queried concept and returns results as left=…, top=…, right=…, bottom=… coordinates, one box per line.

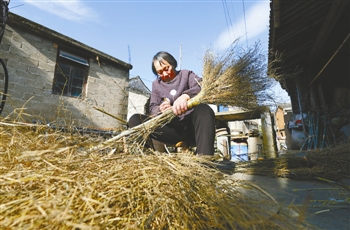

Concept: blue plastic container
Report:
left=230, top=143, right=248, bottom=162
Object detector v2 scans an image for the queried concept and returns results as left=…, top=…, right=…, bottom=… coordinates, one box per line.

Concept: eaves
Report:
left=7, top=12, right=132, bottom=71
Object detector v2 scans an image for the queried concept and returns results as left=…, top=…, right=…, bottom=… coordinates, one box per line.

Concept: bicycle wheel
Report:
left=0, top=57, right=8, bottom=115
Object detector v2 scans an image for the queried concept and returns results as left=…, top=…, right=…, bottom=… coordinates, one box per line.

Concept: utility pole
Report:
left=179, top=44, right=182, bottom=69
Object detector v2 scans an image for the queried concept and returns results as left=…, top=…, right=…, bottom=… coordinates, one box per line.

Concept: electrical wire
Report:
left=0, top=58, right=8, bottom=115
left=241, top=0, right=248, bottom=47
left=222, top=0, right=234, bottom=41
left=0, top=0, right=9, bottom=115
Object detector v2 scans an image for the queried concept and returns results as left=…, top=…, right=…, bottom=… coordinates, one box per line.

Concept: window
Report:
left=53, top=50, right=89, bottom=97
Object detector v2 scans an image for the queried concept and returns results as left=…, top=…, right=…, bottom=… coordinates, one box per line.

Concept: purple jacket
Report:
left=149, top=70, right=202, bottom=119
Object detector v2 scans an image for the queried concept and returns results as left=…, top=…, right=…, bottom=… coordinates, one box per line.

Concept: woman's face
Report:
left=153, top=59, right=176, bottom=82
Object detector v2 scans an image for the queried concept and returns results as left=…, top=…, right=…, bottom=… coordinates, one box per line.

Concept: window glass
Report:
left=71, top=86, right=82, bottom=97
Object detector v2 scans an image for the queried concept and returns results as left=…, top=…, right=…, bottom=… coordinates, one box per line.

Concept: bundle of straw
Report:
left=0, top=122, right=304, bottom=229
left=93, top=42, right=273, bottom=153
left=234, top=142, right=350, bottom=180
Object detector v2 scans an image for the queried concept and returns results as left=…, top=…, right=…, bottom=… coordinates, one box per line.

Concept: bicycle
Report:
left=0, top=0, right=9, bottom=115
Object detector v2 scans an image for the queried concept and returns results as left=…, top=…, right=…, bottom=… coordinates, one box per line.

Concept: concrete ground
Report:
left=230, top=173, right=350, bottom=230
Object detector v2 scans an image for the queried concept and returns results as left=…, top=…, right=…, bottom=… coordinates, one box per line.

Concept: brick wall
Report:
left=0, top=24, right=129, bottom=129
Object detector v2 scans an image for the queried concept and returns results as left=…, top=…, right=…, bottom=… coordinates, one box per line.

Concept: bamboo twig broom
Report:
left=91, top=42, right=273, bottom=153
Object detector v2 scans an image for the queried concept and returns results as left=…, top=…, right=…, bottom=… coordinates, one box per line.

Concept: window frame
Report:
left=52, top=49, right=89, bottom=98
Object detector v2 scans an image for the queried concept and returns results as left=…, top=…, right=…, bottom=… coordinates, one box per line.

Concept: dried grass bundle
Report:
left=196, top=42, right=271, bottom=109
left=234, top=143, right=350, bottom=180
left=94, top=42, right=273, bottom=152
left=0, top=122, right=305, bottom=229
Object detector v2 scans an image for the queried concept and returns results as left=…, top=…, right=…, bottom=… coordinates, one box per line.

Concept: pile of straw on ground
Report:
left=235, top=143, right=350, bottom=181
left=0, top=122, right=308, bottom=229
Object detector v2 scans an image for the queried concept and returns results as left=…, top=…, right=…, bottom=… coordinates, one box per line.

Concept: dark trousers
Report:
left=128, top=104, right=215, bottom=155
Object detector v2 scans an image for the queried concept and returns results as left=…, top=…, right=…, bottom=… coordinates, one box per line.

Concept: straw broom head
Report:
left=189, top=42, right=273, bottom=108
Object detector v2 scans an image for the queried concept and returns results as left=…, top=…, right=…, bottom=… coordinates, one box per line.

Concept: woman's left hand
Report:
left=172, top=94, right=190, bottom=115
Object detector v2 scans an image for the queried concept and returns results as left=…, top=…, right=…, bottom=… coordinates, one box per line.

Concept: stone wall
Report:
left=0, top=24, right=129, bottom=129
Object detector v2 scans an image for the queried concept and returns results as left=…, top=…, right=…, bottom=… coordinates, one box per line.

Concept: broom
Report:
left=91, top=42, right=273, bottom=153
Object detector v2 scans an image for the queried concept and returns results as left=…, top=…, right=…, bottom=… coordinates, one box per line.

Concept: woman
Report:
left=128, top=51, right=215, bottom=155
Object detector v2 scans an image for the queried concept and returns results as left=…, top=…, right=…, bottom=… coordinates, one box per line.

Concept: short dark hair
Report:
left=152, top=51, right=177, bottom=76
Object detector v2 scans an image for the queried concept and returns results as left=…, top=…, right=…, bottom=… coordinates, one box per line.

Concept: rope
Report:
left=308, top=33, right=350, bottom=87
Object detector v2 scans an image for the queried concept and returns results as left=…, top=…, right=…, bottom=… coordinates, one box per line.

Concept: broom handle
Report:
left=187, top=93, right=202, bottom=109
left=93, top=107, right=127, bottom=124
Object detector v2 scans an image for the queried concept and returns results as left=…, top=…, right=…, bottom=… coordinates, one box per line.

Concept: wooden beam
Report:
left=215, top=107, right=269, bottom=122
left=273, top=0, right=281, bottom=28
left=308, top=1, right=347, bottom=62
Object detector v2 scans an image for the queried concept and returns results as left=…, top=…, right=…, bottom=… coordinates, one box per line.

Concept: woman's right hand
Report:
left=159, top=100, right=171, bottom=113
